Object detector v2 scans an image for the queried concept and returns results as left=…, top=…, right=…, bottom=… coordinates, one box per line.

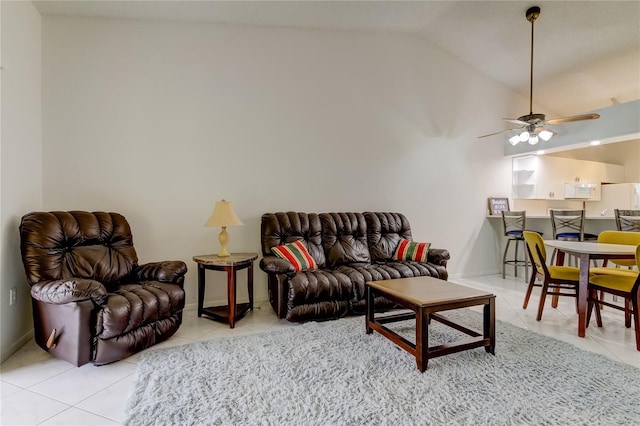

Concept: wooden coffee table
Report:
left=365, top=276, right=495, bottom=372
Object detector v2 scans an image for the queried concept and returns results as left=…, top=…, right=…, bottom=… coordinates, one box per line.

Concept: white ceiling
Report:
left=32, top=0, right=640, bottom=117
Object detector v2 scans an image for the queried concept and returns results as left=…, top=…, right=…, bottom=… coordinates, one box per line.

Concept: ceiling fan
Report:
left=479, top=6, right=599, bottom=145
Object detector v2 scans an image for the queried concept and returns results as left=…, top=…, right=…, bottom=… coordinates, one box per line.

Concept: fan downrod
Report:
left=525, top=6, right=541, bottom=116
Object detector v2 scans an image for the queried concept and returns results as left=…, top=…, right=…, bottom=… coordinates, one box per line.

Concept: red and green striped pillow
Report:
left=393, top=239, right=430, bottom=262
left=271, top=241, right=318, bottom=272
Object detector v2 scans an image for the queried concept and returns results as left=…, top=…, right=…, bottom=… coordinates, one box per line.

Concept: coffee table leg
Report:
left=365, top=284, right=374, bottom=334
left=484, top=297, right=496, bottom=354
left=416, top=307, right=429, bottom=372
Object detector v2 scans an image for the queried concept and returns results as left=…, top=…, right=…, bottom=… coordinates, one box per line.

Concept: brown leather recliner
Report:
left=19, top=211, right=187, bottom=366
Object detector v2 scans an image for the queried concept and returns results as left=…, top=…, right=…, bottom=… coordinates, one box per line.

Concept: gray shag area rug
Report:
left=124, top=310, right=640, bottom=425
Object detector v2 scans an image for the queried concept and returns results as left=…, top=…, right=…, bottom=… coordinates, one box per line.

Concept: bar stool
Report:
left=501, top=211, right=528, bottom=281
left=615, top=209, right=640, bottom=232
left=550, top=209, right=598, bottom=265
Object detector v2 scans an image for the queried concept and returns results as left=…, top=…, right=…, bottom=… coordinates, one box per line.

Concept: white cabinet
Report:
left=513, top=156, right=625, bottom=200
left=597, top=162, right=625, bottom=184
left=533, top=156, right=567, bottom=199
left=512, top=156, right=536, bottom=199
left=513, top=156, right=564, bottom=199
left=565, top=161, right=623, bottom=185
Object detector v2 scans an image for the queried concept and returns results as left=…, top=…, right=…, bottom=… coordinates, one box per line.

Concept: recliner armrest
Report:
left=428, top=248, right=450, bottom=266
left=136, top=261, right=187, bottom=284
left=31, top=279, right=108, bottom=306
left=260, top=256, right=296, bottom=275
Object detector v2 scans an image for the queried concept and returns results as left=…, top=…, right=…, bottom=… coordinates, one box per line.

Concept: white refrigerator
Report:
left=585, top=183, right=640, bottom=216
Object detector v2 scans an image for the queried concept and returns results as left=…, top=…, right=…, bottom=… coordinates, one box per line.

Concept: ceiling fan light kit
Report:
left=508, top=127, right=553, bottom=146
left=479, top=6, right=600, bottom=145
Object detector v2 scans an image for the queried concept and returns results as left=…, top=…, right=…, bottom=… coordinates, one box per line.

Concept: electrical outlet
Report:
left=9, top=288, right=17, bottom=306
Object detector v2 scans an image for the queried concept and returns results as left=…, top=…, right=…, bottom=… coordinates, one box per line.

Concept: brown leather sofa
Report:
left=19, top=211, right=187, bottom=366
left=260, top=212, right=449, bottom=322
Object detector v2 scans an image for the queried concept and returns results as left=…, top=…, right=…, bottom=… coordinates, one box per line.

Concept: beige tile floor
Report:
left=1, top=274, right=639, bottom=425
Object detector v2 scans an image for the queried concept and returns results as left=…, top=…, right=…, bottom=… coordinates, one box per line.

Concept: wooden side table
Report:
left=193, top=253, right=258, bottom=328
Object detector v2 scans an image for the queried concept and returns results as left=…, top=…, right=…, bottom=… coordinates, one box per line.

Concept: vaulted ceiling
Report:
left=33, top=1, right=640, bottom=117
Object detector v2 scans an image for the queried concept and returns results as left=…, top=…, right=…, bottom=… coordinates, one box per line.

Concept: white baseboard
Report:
left=448, top=269, right=501, bottom=279
left=1, top=328, right=34, bottom=363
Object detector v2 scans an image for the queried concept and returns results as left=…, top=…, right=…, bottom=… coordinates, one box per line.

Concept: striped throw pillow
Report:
left=271, top=241, right=318, bottom=272
left=392, top=239, right=430, bottom=262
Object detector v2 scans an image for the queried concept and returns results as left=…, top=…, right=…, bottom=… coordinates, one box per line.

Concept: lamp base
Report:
left=218, top=226, right=231, bottom=257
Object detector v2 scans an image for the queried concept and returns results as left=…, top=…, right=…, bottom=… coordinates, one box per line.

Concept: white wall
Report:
left=41, top=17, right=515, bottom=309
left=1, top=1, right=42, bottom=362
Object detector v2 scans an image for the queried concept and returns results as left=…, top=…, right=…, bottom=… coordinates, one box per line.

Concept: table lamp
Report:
left=204, top=199, right=244, bottom=257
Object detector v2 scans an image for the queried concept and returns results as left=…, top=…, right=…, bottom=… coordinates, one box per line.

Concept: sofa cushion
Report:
left=393, top=239, right=431, bottom=262
left=286, top=269, right=354, bottom=321
left=337, top=261, right=444, bottom=301
left=288, top=269, right=353, bottom=304
left=364, top=212, right=413, bottom=262
left=320, top=213, right=371, bottom=268
left=271, top=241, right=318, bottom=272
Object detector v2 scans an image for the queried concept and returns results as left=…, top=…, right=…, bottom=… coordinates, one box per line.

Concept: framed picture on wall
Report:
left=488, top=197, right=510, bottom=215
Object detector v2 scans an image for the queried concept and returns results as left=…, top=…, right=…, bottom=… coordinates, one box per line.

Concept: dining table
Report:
left=543, top=240, right=636, bottom=337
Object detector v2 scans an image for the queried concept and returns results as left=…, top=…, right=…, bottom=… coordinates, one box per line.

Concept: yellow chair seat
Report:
left=608, top=259, right=636, bottom=268
left=590, top=267, right=638, bottom=277
left=590, top=274, right=637, bottom=293
left=546, top=265, right=581, bottom=281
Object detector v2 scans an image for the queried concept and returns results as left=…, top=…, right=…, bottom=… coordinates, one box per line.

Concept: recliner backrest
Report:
left=364, top=212, right=413, bottom=261
left=20, top=211, right=138, bottom=289
left=260, top=212, right=326, bottom=268
left=320, top=213, right=370, bottom=268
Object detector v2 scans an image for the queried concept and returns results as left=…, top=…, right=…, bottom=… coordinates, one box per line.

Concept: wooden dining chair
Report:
left=588, top=230, right=640, bottom=315
left=522, top=231, right=580, bottom=320
left=615, top=209, right=640, bottom=232
left=587, top=244, right=640, bottom=351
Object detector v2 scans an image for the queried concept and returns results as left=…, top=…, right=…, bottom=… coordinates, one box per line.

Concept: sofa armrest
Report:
left=31, top=279, right=108, bottom=306
left=428, top=248, right=450, bottom=266
left=260, top=256, right=296, bottom=275
left=136, top=261, right=187, bottom=284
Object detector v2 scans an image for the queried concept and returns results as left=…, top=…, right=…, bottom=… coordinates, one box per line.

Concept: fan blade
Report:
left=546, top=113, right=600, bottom=125
left=503, top=118, right=529, bottom=126
left=478, top=129, right=515, bottom=138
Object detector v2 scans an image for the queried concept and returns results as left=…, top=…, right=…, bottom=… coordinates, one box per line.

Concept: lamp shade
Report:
left=539, top=130, right=554, bottom=141
left=204, top=200, right=244, bottom=227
